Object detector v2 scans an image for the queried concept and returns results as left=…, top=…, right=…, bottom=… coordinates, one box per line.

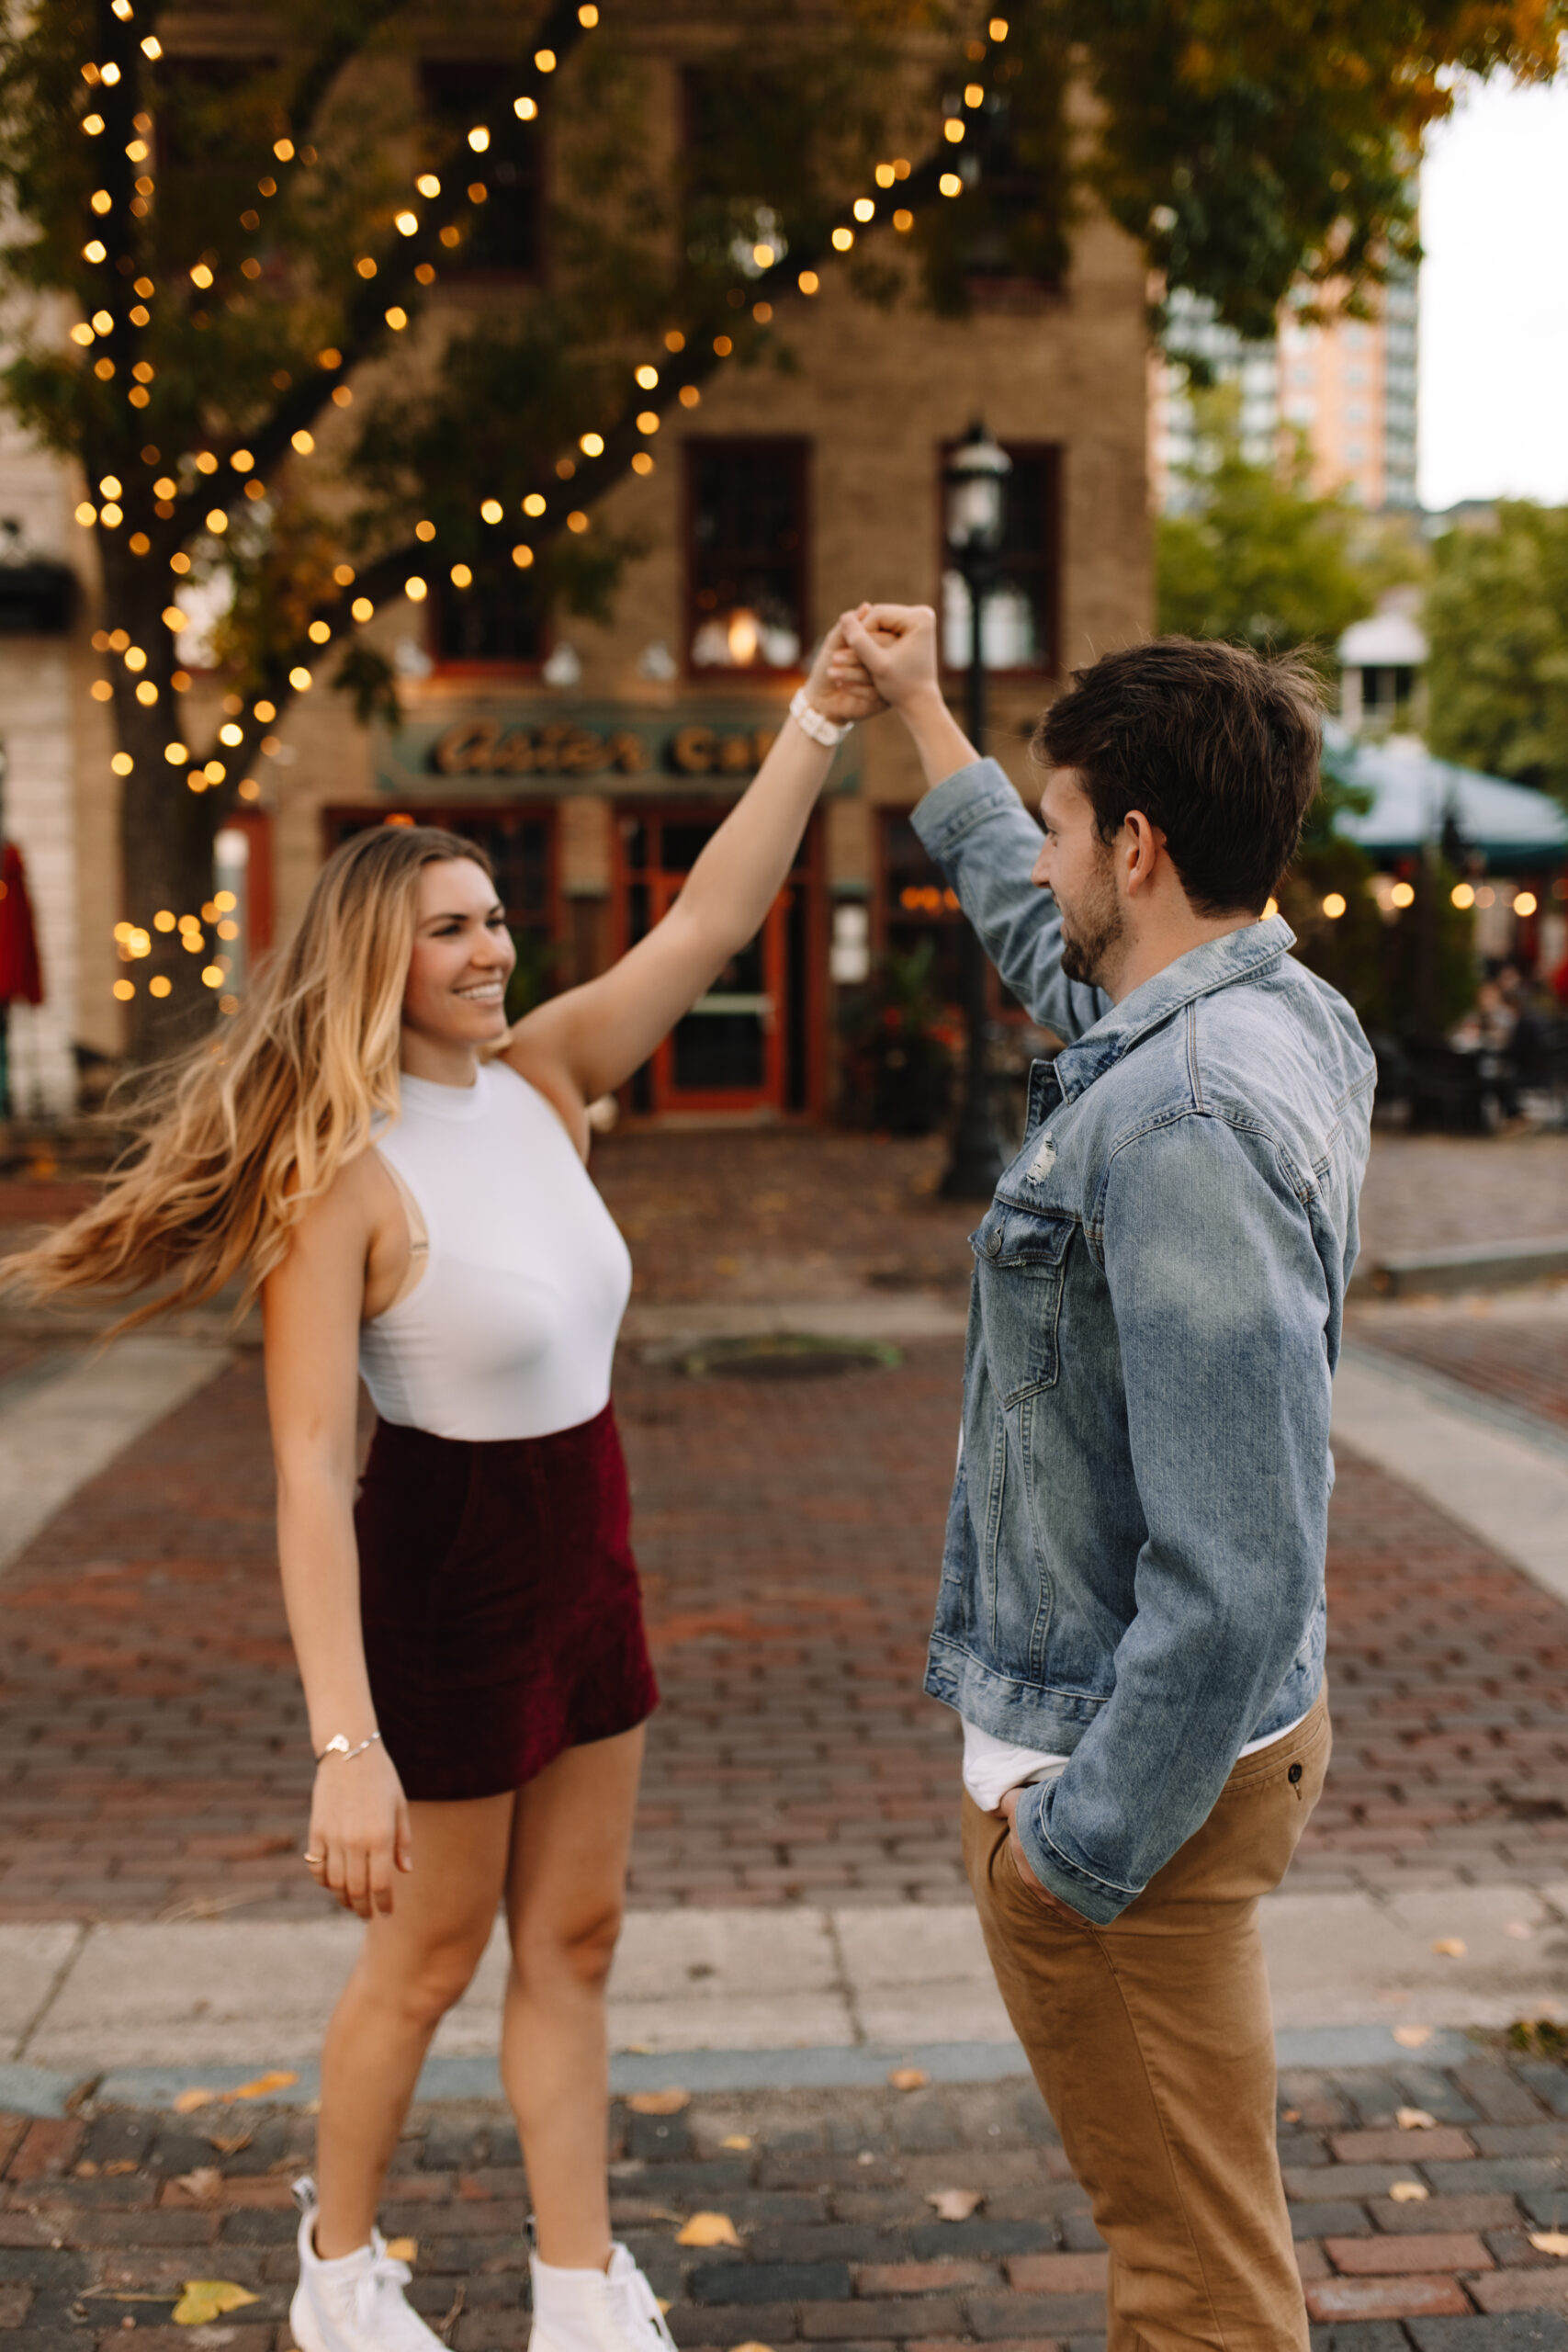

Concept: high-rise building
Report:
left=1150, top=266, right=1418, bottom=514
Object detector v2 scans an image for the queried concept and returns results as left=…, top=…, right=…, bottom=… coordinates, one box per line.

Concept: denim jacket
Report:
left=911, top=761, right=1376, bottom=1924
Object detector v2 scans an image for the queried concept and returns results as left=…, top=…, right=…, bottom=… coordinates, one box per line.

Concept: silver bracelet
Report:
left=788, top=685, right=852, bottom=748
left=315, top=1730, right=383, bottom=1764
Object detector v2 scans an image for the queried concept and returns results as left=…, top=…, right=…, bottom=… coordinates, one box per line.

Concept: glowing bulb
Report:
left=964, top=82, right=985, bottom=106
left=219, top=721, right=243, bottom=745
left=480, top=498, right=503, bottom=523
left=1514, top=890, right=1538, bottom=917
left=798, top=270, right=820, bottom=293
left=939, top=172, right=963, bottom=197
left=943, top=118, right=965, bottom=142
left=753, top=243, right=775, bottom=268
left=580, top=432, right=604, bottom=457
left=1391, top=880, right=1416, bottom=909
left=288, top=665, right=312, bottom=689
left=415, top=518, right=436, bottom=540
left=852, top=198, right=874, bottom=222
left=468, top=125, right=490, bottom=152
left=189, top=262, right=214, bottom=288
left=450, top=563, right=472, bottom=588
left=164, top=741, right=188, bottom=764
left=308, top=620, right=331, bottom=644
left=514, top=96, right=537, bottom=120
left=637, top=411, right=660, bottom=435
left=635, top=364, right=659, bottom=389
left=405, top=577, right=428, bottom=602
left=352, top=596, right=373, bottom=621
left=831, top=227, right=854, bottom=251
left=416, top=175, right=441, bottom=198
left=535, top=48, right=557, bottom=70
left=1450, top=882, right=1475, bottom=910
left=523, top=493, right=546, bottom=516
left=385, top=306, right=408, bottom=330
left=1321, top=893, right=1347, bottom=920
left=513, top=544, right=535, bottom=566
left=395, top=210, right=418, bottom=236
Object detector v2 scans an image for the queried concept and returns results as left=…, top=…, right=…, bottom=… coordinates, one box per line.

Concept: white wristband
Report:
left=789, top=685, right=852, bottom=748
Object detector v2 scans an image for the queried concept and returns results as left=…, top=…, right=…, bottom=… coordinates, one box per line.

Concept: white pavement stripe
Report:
left=10, top=1884, right=1567, bottom=2072
left=1333, top=1347, right=1568, bottom=1607
left=0, top=1336, right=231, bottom=1574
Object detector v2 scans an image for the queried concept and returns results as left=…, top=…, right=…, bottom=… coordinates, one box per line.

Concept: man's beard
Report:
left=1056, top=850, right=1125, bottom=989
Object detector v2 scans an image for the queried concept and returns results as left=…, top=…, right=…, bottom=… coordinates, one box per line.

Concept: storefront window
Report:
left=434, top=557, right=546, bottom=668
left=941, top=443, right=1060, bottom=673
left=421, top=62, right=543, bottom=275
left=687, top=441, right=808, bottom=673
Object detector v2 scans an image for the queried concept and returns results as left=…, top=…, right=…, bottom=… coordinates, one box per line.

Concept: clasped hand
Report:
left=806, top=604, right=941, bottom=725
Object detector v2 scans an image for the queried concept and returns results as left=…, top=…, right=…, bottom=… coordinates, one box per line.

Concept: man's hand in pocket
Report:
left=998, top=1787, right=1084, bottom=1923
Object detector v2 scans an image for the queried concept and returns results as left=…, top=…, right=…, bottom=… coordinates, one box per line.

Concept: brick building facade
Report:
left=14, top=45, right=1152, bottom=1125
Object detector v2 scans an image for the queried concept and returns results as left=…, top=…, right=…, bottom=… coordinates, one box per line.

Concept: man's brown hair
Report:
left=1033, top=637, right=1325, bottom=917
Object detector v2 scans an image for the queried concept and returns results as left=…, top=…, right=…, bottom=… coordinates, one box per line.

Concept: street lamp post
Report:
left=940, top=421, right=1011, bottom=1199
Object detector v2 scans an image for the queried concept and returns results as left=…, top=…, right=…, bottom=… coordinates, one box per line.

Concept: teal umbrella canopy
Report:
left=1322, top=723, right=1568, bottom=869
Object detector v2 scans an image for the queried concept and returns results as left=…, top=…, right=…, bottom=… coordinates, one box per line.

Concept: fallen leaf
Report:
left=621, top=2042, right=654, bottom=2055
left=888, top=2067, right=929, bottom=2092
left=731, top=2342, right=776, bottom=2351
left=658, top=2300, right=672, bottom=2317
left=172, top=2279, right=259, bottom=2325
left=1280, top=2109, right=1301, bottom=2125
left=1388, top=2181, right=1429, bottom=2203
left=385, top=2237, right=417, bottom=2262
left=720, top=2134, right=753, bottom=2151
left=1529, top=2232, right=1568, bottom=2258
left=1431, top=1938, right=1467, bottom=1959
left=74, top=2160, right=100, bottom=2178
left=1506, top=1920, right=1535, bottom=1940
left=203, top=2129, right=254, bottom=2156
left=173, top=2088, right=217, bottom=2114
left=225, top=2069, right=299, bottom=2101
left=1393, top=2025, right=1433, bottom=2049
left=1396, top=2108, right=1438, bottom=2131
left=676, top=2212, right=742, bottom=2249
left=627, top=2087, right=690, bottom=2117
left=926, top=2188, right=984, bottom=2222
left=175, top=2168, right=222, bottom=2204
left=104, top=2158, right=139, bottom=2177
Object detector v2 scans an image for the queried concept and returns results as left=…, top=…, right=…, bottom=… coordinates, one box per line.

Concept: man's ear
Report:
left=1121, top=810, right=1168, bottom=898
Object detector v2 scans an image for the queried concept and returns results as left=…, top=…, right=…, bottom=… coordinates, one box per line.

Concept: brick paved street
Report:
left=5, top=2051, right=1568, bottom=2349
left=1348, top=1298, right=1568, bottom=1443
left=2, top=1334, right=1566, bottom=1921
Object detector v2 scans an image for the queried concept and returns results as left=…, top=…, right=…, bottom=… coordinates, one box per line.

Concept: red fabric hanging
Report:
left=0, top=840, right=44, bottom=1005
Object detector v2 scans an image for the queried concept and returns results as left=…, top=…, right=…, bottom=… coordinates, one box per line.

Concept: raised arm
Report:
left=263, top=1157, right=412, bottom=1919
left=508, top=627, right=881, bottom=1112
left=837, top=605, right=1108, bottom=1042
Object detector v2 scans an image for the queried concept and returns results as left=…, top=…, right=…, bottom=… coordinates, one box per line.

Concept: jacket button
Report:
left=1288, top=1763, right=1303, bottom=1784
left=984, top=1230, right=1003, bottom=1257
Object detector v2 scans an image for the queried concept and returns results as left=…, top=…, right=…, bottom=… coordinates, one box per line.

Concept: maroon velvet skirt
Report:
left=354, top=1402, right=659, bottom=1803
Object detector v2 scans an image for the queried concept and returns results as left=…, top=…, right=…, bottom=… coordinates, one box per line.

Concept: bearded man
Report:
left=836, top=607, right=1374, bottom=2352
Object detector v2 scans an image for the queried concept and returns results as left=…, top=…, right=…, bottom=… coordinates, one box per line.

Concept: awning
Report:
left=1322, top=724, right=1568, bottom=869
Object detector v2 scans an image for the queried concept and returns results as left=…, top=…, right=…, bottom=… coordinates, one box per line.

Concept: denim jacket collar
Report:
left=1052, top=914, right=1298, bottom=1102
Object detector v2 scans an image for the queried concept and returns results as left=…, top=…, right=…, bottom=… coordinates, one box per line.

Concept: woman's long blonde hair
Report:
left=4, top=823, right=492, bottom=1329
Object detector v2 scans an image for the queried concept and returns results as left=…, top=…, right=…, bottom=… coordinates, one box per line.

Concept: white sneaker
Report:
left=529, top=2242, right=678, bottom=2352
left=288, top=2176, right=446, bottom=2352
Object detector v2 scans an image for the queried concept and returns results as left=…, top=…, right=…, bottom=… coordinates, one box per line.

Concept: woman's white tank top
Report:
left=358, top=1062, right=632, bottom=1443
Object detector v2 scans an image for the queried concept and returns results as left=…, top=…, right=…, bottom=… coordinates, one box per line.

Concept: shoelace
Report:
left=611, top=2256, right=678, bottom=2352
left=355, top=2232, right=414, bottom=2333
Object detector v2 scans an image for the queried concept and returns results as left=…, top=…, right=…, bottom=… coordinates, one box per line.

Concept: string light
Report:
left=90, top=0, right=1002, bottom=1011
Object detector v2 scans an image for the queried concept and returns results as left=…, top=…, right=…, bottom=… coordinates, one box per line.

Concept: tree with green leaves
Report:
left=1425, top=501, right=1568, bottom=808
left=0, top=0, right=1557, bottom=1051
left=1156, top=387, right=1419, bottom=653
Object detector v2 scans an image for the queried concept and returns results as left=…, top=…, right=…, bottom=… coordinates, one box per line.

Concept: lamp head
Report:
left=944, top=420, right=1011, bottom=557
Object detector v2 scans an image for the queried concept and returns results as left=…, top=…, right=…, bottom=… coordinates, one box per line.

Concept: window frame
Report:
left=936, top=438, right=1062, bottom=682
left=683, top=436, right=812, bottom=684
left=418, top=57, right=547, bottom=284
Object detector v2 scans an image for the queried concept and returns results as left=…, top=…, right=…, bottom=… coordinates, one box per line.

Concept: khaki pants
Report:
left=964, top=1690, right=1331, bottom=2352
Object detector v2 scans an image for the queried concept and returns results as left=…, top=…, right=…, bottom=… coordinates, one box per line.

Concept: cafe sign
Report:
left=372, top=700, right=859, bottom=797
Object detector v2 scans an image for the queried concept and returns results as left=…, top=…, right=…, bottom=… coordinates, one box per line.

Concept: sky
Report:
left=1418, top=73, right=1568, bottom=510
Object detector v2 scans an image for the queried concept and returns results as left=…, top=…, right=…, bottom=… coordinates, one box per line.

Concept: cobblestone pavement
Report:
left=3, top=1336, right=1567, bottom=1923
left=585, top=1127, right=1568, bottom=1307
left=5, top=2051, right=1568, bottom=2349
left=1348, top=1296, right=1568, bottom=1443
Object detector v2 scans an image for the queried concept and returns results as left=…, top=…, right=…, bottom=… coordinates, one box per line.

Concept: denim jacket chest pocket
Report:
left=970, top=1201, right=1075, bottom=1405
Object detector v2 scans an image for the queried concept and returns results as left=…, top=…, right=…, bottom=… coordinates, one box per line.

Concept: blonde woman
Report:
left=10, top=635, right=878, bottom=2352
